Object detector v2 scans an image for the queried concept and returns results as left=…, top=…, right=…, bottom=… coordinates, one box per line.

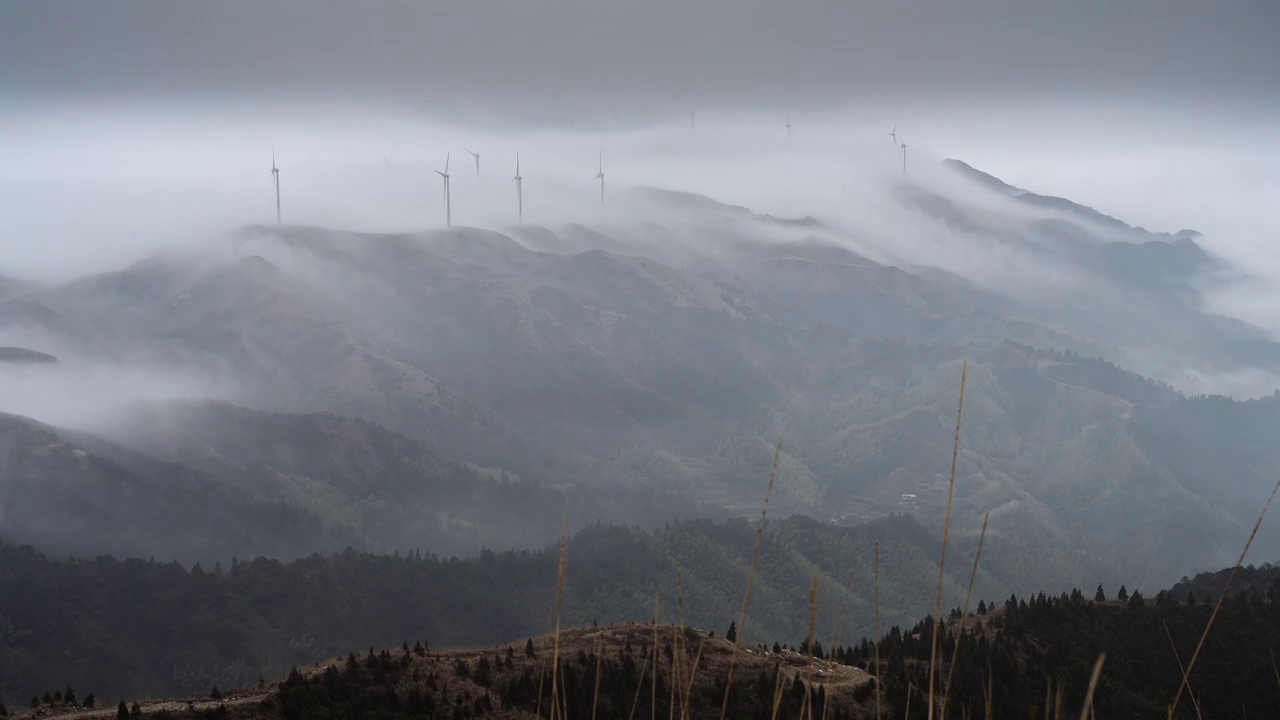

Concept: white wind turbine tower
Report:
left=785, top=118, right=792, bottom=137
left=465, top=148, right=480, bottom=178
left=593, top=150, right=605, bottom=207
left=435, top=153, right=452, bottom=227
left=690, top=111, right=696, bottom=130
left=900, top=141, right=908, bottom=177
left=270, top=148, right=281, bottom=224
left=888, top=123, right=899, bottom=146
left=512, top=152, right=524, bottom=225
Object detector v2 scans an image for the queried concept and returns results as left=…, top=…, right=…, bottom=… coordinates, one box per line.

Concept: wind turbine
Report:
left=270, top=148, right=281, bottom=224
left=513, top=151, right=523, bottom=225
left=465, top=148, right=480, bottom=178
left=593, top=150, right=605, bottom=208
left=900, top=142, right=908, bottom=178
left=888, top=123, right=899, bottom=146
left=785, top=118, right=792, bottom=137
left=690, top=111, right=696, bottom=130
left=435, top=153, right=452, bottom=227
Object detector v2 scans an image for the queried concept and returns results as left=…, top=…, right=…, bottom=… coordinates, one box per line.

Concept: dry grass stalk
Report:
left=1169, top=475, right=1280, bottom=718
left=823, top=561, right=857, bottom=720
left=928, top=359, right=968, bottom=720
left=669, top=623, right=678, bottom=720
left=904, top=682, right=913, bottom=720
left=1053, top=682, right=1064, bottom=720
left=591, top=638, right=606, bottom=717
left=769, top=665, right=787, bottom=720
left=652, top=594, right=661, bottom=720
left=672, top=560, right=685, bottom=720
left=983, top=665, right=993, bottom=720
left=561, top=667, right=572, bottom=720
left=628, top=657, right=649, bottom=720
left=592, top=640, right=604, bottom=720
left=1042, top=679, right=1051, bottom=720
left=1161, top=621, right=1202, bottom=720
left=874, top=540, right=883, bottom=720
left=941, top=512, right=990, bottom=720
left=535, top=603, right=555, bottom=718
left=679, top=638, right=705, bottom=720
left=549, top=521, right=568, bottom=720
left=802, top=572, right=820, bottom=720
left=1076, top=653, right=1106, bottom=720
left=718, top=437, right=783, bottom=720
left=1271, top=650, right=1280, bottom=690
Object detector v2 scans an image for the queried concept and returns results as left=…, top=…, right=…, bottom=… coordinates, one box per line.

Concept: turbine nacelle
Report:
left=437, top=152, right=452, bottom=227
left=513, top=151, right=524, bottom=225
left=594, top=150, right=605, bottom=207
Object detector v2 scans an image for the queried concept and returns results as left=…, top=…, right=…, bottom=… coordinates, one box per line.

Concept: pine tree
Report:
left=1117, top=585, right=1129, bottom=601
left=1094, top=584, right=1106, bottom=602
left=116, top=701, right=129, bottom=720
left=726, top=621, right=738, bottom=643
left=65, top=686, right=76, bottom=705
left=976, top=599, right=987, bottom=615
left=0, top=700, right=9, bottom=717
left=773, top=641, right=782, bottom=654
left=525, top=638, right=536, bottom=657
left=130, top=701, right=141, bottom=718
left=30, top=698, right=39, bottom=709
left=210, top=685, right=221, bottom=701
left=84, top=694, right=96, bottom=708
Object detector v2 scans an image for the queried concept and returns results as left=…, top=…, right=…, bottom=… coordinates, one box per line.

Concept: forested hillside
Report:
left=842, top=580, right=1280, bottom=718
left=0, top=515, right=1000, bottom=705
left=9, top=568, right=1278, bottom=719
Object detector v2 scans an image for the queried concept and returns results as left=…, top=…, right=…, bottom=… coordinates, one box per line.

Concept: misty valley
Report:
left=3, top=146, right=1280, bottom=719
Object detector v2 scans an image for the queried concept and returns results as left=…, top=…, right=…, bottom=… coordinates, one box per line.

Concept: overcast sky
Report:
left=3, top=0, right=1277, bottom=115
left=1, top=0, right=1277, bottom=287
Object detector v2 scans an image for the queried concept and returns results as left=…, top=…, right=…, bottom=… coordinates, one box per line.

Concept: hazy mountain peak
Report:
left=943, top=158, right=1025, bottom=195
left=944, top=157, right=1201, bottom=241
left=0, top=346, right=58, bottom=364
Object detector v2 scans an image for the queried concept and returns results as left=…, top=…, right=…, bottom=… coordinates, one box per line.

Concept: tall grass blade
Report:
left=942, top=513, right=989, bottom=720
left=1169, top=476, right=1280, bottom=718
left=1077, top=653, right=1106, bottom=720
left=672, top=561, right=685, bottom=720
left=875, top=540, right=882, bottom=720
left=592, top=640, right=604, bottom=720
left=769, top=665, right=786, bottom=720
left=823, top=559, right=856, bottom=720
left=628, top=656, right=649, bottom=720
left=803, top=572, right=820, bottom=720
left=652, top=594, right=661, bottom=720
left=1161, top=621, right=1202, bottom=720
left=536, top=604, right=555, bottom=718
left=928, top=359, right=968, bottom=720
left=719, top=437, right=783, bottom=720
left=680, top=638, right=705, bottom=720
left=549, top=521, right=568, bottom=720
